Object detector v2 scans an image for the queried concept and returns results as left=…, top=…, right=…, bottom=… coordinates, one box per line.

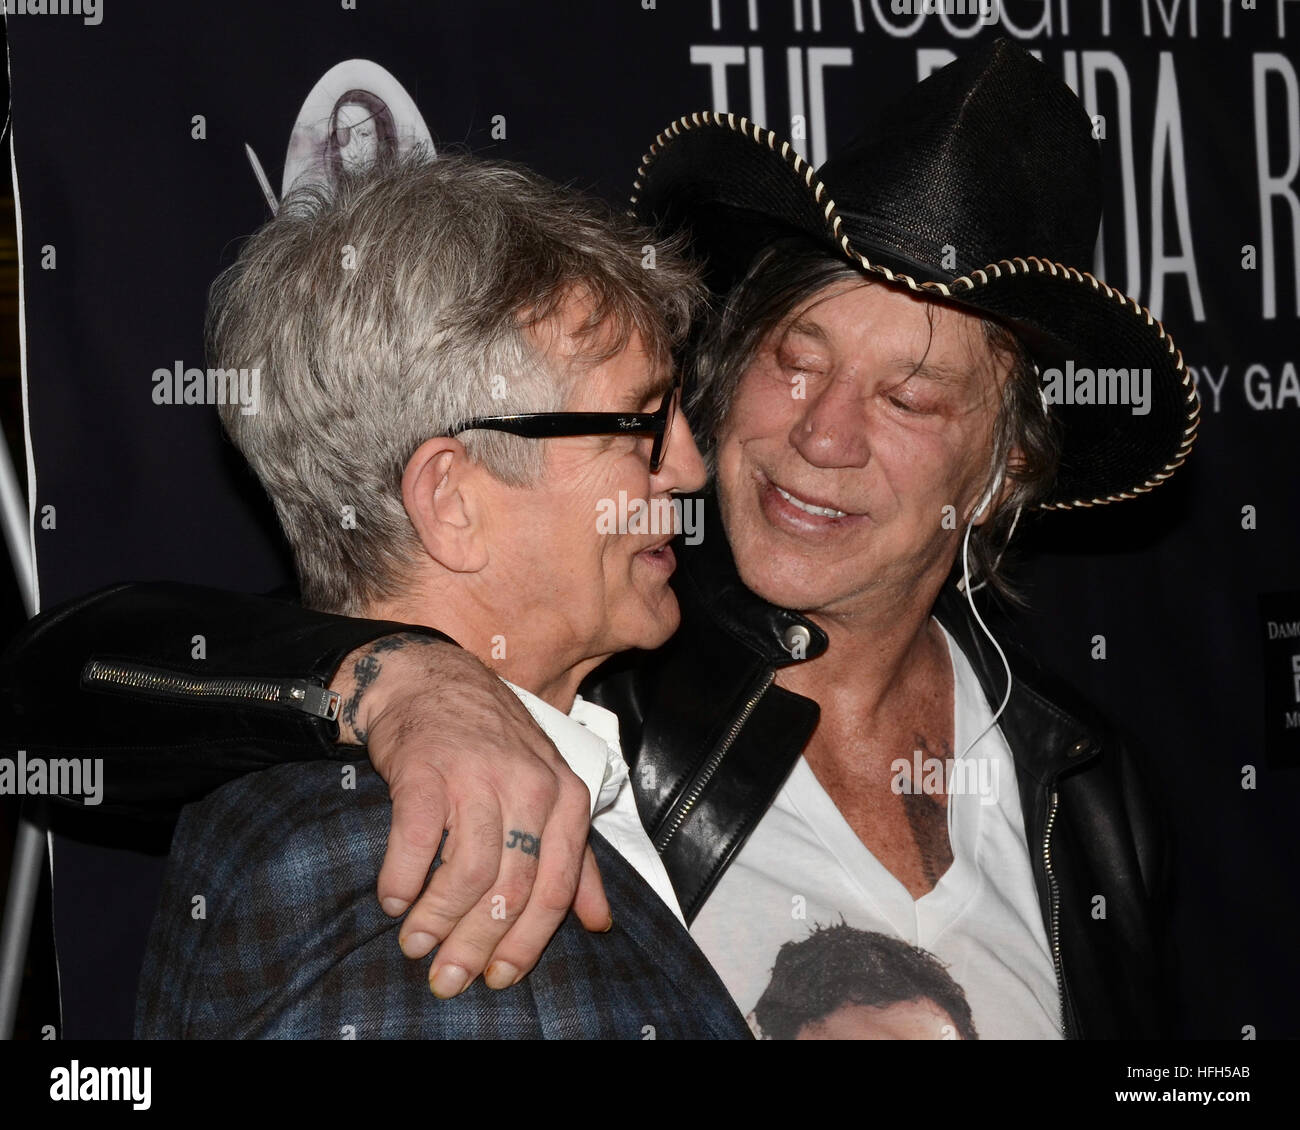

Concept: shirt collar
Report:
left=502, top=681, right=627, bottom=814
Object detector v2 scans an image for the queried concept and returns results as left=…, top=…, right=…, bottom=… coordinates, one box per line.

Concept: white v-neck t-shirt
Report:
left=688, top=623, right=1063, bottom=1040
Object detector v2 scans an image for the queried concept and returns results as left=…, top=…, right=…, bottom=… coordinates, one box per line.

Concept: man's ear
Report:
left=1000, top=447, right=1026, bottom=510
left=401, top=437, right=489, bottom=573
left=970, top=447, right=1024, bottom=528
left=973, top=446, right=1025, bottom=527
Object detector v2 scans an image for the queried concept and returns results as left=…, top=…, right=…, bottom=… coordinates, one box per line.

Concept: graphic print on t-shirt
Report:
left=748, top=921, right=979, bottom=1039
left=688, top=623, right=1064, bottom=1040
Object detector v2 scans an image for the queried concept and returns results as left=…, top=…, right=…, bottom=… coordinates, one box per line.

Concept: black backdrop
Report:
left=5, top=1, right=1298, bottom=1039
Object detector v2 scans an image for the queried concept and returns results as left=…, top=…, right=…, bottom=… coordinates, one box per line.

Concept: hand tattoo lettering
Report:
left=505, top=829, right=540, bottom=857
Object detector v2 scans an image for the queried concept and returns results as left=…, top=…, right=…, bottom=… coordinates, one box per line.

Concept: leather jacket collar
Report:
left=675, top=487, right=1102, bottom=785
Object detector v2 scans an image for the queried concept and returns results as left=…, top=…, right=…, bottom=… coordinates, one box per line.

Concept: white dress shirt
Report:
left=503, top=681, right=686, bottom=925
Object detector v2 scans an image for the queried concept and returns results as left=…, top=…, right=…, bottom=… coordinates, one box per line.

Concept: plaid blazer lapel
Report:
left=523, top=832, right=752, bottom=1040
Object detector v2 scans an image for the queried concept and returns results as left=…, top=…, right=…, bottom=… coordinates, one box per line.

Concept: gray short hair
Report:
left=688, top=238, right=1060, bottom=600
left=209, top=150, right=702, bottom=613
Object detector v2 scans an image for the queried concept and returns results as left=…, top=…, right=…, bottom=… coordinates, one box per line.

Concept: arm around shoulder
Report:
left=1, top=580, right=452, bottom=819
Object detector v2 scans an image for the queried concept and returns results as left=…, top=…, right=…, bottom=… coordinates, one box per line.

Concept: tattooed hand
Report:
left=505, top=829, right=541, bottom=856
left=330, top=633, right=610, bottom=997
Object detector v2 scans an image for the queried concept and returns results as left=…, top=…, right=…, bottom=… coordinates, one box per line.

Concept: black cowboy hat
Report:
left=629, top=38, right=1199, bottom=510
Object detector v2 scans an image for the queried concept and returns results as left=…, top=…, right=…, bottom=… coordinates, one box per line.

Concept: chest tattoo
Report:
left=900, top=734, right=954, bottom=888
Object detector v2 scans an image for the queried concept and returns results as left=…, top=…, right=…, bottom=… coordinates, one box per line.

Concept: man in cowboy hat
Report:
left=7, top=39, right=1194, bottom=1038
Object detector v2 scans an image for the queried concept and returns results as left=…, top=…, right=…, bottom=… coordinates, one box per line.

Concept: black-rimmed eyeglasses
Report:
left=448, top=377, right=681, bottom=474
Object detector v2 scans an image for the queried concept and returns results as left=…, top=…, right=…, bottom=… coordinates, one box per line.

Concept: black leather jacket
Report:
left=594, top=518, right=1174, bottom=1040
left=3, top=518, right=1173, bottom=1039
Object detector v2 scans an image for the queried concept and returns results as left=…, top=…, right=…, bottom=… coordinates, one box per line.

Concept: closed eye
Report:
left=886, top=386, right=941, bottom=416
left=776, top=344, right=826, bottom=378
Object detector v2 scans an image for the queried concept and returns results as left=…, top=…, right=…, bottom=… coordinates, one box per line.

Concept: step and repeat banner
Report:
left=5, top=1, right=1298, bottom=1037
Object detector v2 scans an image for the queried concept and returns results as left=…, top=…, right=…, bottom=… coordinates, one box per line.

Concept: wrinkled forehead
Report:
left=576, top=335, right=675, bottom=411
left=529, top=300, right=676, bottom=409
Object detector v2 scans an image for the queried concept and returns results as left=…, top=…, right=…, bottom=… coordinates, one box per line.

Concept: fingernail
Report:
left=401, top=932, right=436, bottom=958
left=430, top=964, right=470, bottom=998
left=601, top=913, right=614, bottom=933
left=484, top=962, right=519, bottom=990
left=381, top=897, right=409, bottom=916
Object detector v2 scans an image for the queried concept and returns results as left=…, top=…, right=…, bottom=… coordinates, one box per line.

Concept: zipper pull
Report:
left=82, top=660, right=342, bottom=722
left=282, top=680, right=342, bottom=722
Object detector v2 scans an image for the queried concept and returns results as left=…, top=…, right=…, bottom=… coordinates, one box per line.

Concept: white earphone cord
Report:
left=946, top=371, right=1043, bottom=839
left=947, top=505, right=1014, bottom=843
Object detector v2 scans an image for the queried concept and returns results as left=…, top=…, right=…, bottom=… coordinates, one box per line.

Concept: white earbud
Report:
left=972, top=465, right=1004, bottom=521
left=1034, top=361, right=1050, bottom=417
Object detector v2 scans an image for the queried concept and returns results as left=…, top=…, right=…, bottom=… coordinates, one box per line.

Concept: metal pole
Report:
left=0, top=88, right=44, bottom=1034
left=0, top=800, right=46, bottom=1038
left=0, top=410, right=33, bottom=613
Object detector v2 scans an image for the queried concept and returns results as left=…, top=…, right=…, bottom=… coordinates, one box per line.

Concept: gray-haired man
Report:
left=129, top=151, right=749, bottom=1038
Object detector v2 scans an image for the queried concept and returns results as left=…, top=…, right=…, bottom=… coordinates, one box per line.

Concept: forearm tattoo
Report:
left=340, top=631, right=443, bottom=745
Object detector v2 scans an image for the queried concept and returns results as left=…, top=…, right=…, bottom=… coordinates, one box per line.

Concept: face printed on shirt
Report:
left=793, top=997, right=966, bottom=1040
left=748, top=923, right=979, bottom=1041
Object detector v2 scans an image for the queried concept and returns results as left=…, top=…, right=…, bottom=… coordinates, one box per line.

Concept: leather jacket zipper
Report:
left=1042, top=787, right=1073, bottom=1038
left=654, top=667, right=776, bottom=853
left=82, top=659, right=341, bottom=721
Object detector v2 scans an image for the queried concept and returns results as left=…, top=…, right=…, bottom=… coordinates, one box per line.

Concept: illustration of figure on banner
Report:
left=244, top=58, right=433, bottom=214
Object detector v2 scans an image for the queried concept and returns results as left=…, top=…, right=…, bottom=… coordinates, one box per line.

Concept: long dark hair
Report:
left=326, top=90, right=398, bottom=183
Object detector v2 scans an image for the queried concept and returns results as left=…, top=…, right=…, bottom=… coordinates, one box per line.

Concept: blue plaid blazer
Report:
left=135, top=760, right=752, bottom=1039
